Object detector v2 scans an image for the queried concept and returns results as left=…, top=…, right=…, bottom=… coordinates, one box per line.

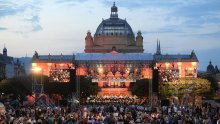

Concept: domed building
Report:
left=206, top=60, right=219, bottom=74
left=32, top=2, right=199, bottom=99
left=207, top=60, right=215, bottom=73
left=85, top=2, right=144, bottom=53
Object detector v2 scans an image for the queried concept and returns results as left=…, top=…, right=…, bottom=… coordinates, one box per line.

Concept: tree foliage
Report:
left=159, top=78, right=211, bottom=98
left=0, top=75, right=98, bottom=99
left=0, top=75, right=32, bottom=100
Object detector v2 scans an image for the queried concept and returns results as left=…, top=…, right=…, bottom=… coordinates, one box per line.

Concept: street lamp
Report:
left=31, top=65, right=44, bottom=106
left=32, top=66, right=43, bottom=85
left=32, top=67, right=42, bottom=74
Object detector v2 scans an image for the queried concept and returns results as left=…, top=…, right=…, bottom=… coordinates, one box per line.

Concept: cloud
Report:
left=56, top=0, right=88, bottom=3
left=97, top=0, right=220, bottom=57
left=0, top=0, right=42, bottom=33
left=165, top=1, right=220, bottom=31
left=171, top=1, right=220, bottom=18
left=0, top=27, right=7, bottom=30
left=189, top=32, right=220, bottom=39
left=55, top=0, right=88, bottom=6
left=24, top=15, right=42, bottom=32
left=142, top=26, right=183, bottom=34
left=0, top=1, right=25, bottom=17
left=102, top=0, right=182, bottom=10
left=121, top=0, right=220, bottom=42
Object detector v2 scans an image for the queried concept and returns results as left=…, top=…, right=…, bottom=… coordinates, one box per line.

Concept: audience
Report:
left=1, top=96, right=220, bottom=123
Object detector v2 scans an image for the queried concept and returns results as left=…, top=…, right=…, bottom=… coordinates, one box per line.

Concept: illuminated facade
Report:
left=32, top=52, right=74, bottom=82
left=154, top=43, right=198, bottom=78
left=31, top=3, right=199, bottom=96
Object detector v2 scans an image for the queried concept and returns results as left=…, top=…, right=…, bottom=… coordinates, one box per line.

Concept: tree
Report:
left=0, top=75, right=32, bottom=101
left=159, top=78, right=211, bottom=98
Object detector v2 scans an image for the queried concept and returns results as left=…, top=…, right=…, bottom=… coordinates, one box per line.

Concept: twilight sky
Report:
left=0, top=0, right=220, bottom=71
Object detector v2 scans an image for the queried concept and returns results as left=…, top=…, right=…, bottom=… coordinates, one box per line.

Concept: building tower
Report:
left=156, top=40, right=161, bottom=55
left=111, top=2, right=118, bottom=18
left=136, top=30, right=143, bottom=47
left=3, top=44, right=7, bottom=56
left=85, top=31, right=94, bottom=48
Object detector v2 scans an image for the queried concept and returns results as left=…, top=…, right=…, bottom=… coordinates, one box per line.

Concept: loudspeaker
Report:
left=161, top=99, right=170, bottom=107
left=69, top=69, right=76, bottom=92
left=59, top=100, right=68, bottom=106
left=152, top=69, right=159, bottom=92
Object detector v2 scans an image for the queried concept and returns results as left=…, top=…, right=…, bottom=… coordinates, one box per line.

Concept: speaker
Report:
left=152, top=69, right=159, bottom=92
left=161, top=99, right=170, bottom=107
left=69, top=69, right=76, bottom=92
left=59, top=100, right=68, bottom=106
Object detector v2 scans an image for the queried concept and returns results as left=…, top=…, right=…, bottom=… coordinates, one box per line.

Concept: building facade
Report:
left=0, top=45, right=25, bottom=80
left=32, top=3, right=199, bottom=96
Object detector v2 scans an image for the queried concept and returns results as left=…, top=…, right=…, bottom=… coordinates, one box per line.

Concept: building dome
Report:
left=95, top=2, right=134, bottom=37
left=84, top=2, right=144, bottom=53
left=94, top=2, right=135, bottom=46
left=207, top=60, right=215, bottom=73
left=95, top=18, right=134, bottom=37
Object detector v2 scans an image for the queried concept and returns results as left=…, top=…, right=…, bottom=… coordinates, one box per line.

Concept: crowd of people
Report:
left=1, top=97, right=220, bottom=123
left=49, top=69, right=70, bottom=83
left=86, top=95, right=146, bottom=105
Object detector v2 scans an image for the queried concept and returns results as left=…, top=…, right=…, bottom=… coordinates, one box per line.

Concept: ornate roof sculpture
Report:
left=85, top=2, right=144, bottom=53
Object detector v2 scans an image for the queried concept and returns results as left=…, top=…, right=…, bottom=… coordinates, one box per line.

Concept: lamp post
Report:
left=31, top=65, right=44, bottom=106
